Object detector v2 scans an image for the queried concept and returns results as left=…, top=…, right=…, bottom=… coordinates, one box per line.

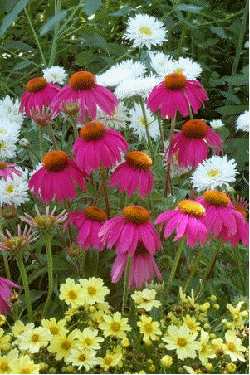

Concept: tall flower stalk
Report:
left=122, top=256, right=132, bottom=313
left=16, top=250, right=33, bottom=322
left=165, top=236, right=186, bottom=297
left=139, top=97, right=154, bottom=159
left=183, top=245, right=204, bottom=293
left=164, top=111, right=177, bottom=197
left=43, top=233, right=53, bottom=318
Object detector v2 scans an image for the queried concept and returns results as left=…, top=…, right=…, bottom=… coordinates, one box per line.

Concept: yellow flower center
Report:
left=206, top=169, right=220, bottom=178
left=6, top=185, right=14, bottom=194
left=79, top=353, right=86, bottom=362
left=69, top=71, right=96, bottom=90
left=203, top=191, right=230, bottom=207
left=0, top=363, right=10, bottom=372
left=111, top=322, right=121, bottom=332
left=177, top=200, right=205, bottom=217
left=61, top=340, right=71, bottom=350
left=125, top=151, right=152, bottom=169
left=31, top=334, right=40, bottom=342
left=227, top=342, right=236, bottom=352
left=0, top=162, right=7, bottom=169
left=104, top=357, right=112, bottom=366
left=139, top=26, right=153, bottom=36
left=143, top=323, right=153, bottom=333
left=84, top=338, right=92, bottom=346
left=177, top=337, right=188, bottom=347
left=164, top=72, right=187, bottom=90
left=0, top=141, right=6, bottom=150
left=87, top=286, right=97, bottom=295
left=27, top=77, right=47, bottom=92
left=85, top=206, right=107, bottom=222
left=50, top=327, right=59, bottom=335
left=182, top=119, right=208, bottom=139
left=123, top=206, right=150, bottom=224
left=68, top=290, right=78, bottom=300
left=42, top=150, right=69, bottom=172
left=80, top=121, right=106, bottom=141
left=20, top=367, right=32, bottom=374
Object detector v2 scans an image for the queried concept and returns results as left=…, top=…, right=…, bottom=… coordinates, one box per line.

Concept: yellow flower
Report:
left=79, top=277, right=110, bottom=305
left=224, top=330, right=246, bottom=362
left=41, top=317, right=68, bottom=337
left=78, top=327, right=104, bottom=351
left=0, top=348, right=19, bottom=373
left=0, top=315, right=6, bottom=327
left=65, top=348, right=99, bottom=371
left=59, top=278, right=85, bottom=307
left=199, top=302, right=210, bottom=313
left=226, top=362, right=237, bottom=373
left=99, top=312, right=131, bottom=339
left=161, top=354, right=173, bottom=368
left=121, top=337, right=130, bottom=347
left=197, top=329, right=216, bottom=365
left=137, top=315, right=162, bottom=341
left=131, top=289, right=161, bottom=311
left=99, top=347, right=123, bottom=370
left=163, top=324, right=200, bottom=360
left=17, top=327, right=52, bottom=353
left=47, top=329, right=81, bottom=360
left=166, top=312, right=181, bottom=326
left=183, top=314, right=201, bottom=333
left=0, top=329, right=11, bottom=351
left=227, top=302, right=245, bottom=329
left=12, top=355, right=40, bottom=374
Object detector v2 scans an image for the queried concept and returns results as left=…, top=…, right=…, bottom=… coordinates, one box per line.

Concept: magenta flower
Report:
left=147, top=72, right=208, bottom=120
left=73, top=121, right=129, bottom=174
left=99, top=206, right=162, bottom=255
left=167, top=119, right=223, bottom=168
left=28, top=150, right=86, bottom=203
left=19, top=77, right=60, bottom=118
left=0, top=161, right=22, bottom=181
left=64, top=206, right=107, bottom=250
left=0, top=277, right=20, bottom=315
left=52, top=70, right=119, bottom=122
left=196, top=191, right=249, bottom=247
left=155, top=200, right=207, bottom=248
left=111, top=244, right=162, bottom=290
left=110, top=151, right=154, bottom=198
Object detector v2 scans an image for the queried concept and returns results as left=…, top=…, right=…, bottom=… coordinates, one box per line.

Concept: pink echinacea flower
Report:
left=0, top=161, right=22, bottom=181
left=0, top=277, right=20, bottom=315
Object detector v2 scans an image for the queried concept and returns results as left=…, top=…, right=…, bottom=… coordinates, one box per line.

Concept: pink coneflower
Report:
left=110, top=151, right=154, bottom=198
left=52, top=70, right=119, bottom=122
left=0, top=225, right=37, bottom=254
left=64, top=206, right=107, bottom=250
left=30, top=105, right=57, bottom=128
left=146, top=72, right=208, bottom=119
left=28, top=150, right=86, bottom=202
left=0, top=161, right=22, bottom=181
left=19, top=77, right=60, bottom=118
left=73, top=121, right=129, bottom=173
left=0, top=277, right=20, bottom=315
left=167, top=119, right=223, bottom=168
left=111, top=242, right=162, bottom=289
left=154, top=200, right=207, bottom=248
left=196, top=191, right=249, bottom=247
left=21, top=206, right=67, bottom=230
left=99, top=205, right=162, bottom=255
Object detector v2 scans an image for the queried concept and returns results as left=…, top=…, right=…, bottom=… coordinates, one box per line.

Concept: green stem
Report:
left=39, top=128, right=44, bottom=159
left=122, top=256, right=132, bottom=313
left=48, top=0, right=62, bottom=67
left=48, top=124, right=58, bottom=149
left=164, top=112, right=177, bottom=197
left=176, top=13, right=191, bottom=58
left=43, top=234, right=53, bottom=318
left=99, top=165, right=110, bottom=219
left=139, top=97, right=154, bottom=159
left=0, top=209, right=11, bottom=279
left=24, top=8, right=47, bottom=66
left=183, top=245, right=204, bottom=293
left=202, top=240, right=222, bottom=281
left=16, top=251, right=33, bottom=322
left=165, top=236, right=185, bottom=297
left=157, top=113, right=165, bottom=152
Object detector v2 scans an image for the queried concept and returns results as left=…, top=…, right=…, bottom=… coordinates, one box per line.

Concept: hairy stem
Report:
left=16, top=251, right=33, bottom=322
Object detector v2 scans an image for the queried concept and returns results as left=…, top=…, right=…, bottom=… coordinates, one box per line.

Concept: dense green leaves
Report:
left=0, top=0, right=28, bottom=37
left=40, top=10, right=68, bottom=36
left=83, top=0, right=102, bottom=16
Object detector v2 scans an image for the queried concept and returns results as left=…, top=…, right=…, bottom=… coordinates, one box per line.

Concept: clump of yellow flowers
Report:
left=0, top=278, right=248, bottom=374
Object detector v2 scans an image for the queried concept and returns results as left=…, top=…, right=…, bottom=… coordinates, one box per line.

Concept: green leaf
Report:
left=220, top=91, right=241, bottom=105
left=75, top=51, right=94, bottom=66
left=224, top=138, right=249, bottom=169
left=210, top=27, right=227, bottom=39
left=108, top=6, right=134, bottom=17
left=3, top=40, right=33, bottom=51
left=13, top=60, right=32, bottom=70
left=83, top=0, right=102, bottom=16
left=174, top=4, right=202, bottom=13
left=40, top=10, right=68, bottom=36
left=224, top=75, right=248, bottom=86
left=216, top=104, right=248, bottom=116
left=81, top=32, right=107, bottom=49
left=0, top=0, right=28, bottom=37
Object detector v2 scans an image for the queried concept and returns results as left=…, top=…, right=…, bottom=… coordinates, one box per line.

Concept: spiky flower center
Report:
left=123, top=206, right=150, bottom=224
left=87, top=286, right=97, bottom=295
left=62, top=103, right=80, bottom=115
left=110, top=322, right=121, bottom=332
left=80, top=121, right=106, bottom=140
left=3, top=235, right=27, bottom=250
left=203, top=191, right=230, bottom=207
left=68, top=290, right=77, bottom=300
left=125, top=151, right=152, bottom=169
left=27, top=77, right=47, bottom=92
left=182, top=119, right=208, bottom=139
left=33, top=215, right=57, bottom=228
left=0, top=162, right=7, bottom=169
left=139, top=26, right=153, bottom=36
left=69, top=71, right=96, bottom=90
left=42, top=150, right=69, bottom=172
left=177, top=337, right=188, bottom=347
left=164, top=72, right=187, bottom=90
left=85, top=206, right=107, bottom=222
left=61, top=340, right=71, bottom=350
left=31, top=334, right=40, bottom=342
left=178, top=200, right=205, bottom=217
left=143, top=323, right=153, bottom=333
left=79, top=354, right=86, bottom=362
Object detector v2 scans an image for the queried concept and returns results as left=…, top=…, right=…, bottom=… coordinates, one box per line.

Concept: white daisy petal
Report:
left=0, top=95, right=24, bottom=125
left=42, top=66, right=67, bottom=85
left=128, top=103, right=160, bottom=140
left=210, top=119, right=224, bottom=129
left=115, top=75, right=160, bottom=99
left=236, top=110, right=249, bottom=132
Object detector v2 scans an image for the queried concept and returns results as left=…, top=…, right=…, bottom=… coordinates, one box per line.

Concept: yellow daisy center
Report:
left=68, top=290, right=78, bottom=300
left=123, top=206, right=150, bottom=224
left=69, top=71, right=96, bottom=90
left=182, top=119, right=208, bottom=139
left=31, top=334, right=40, bottom=342
left=125, top=151, right=152, bottom=169
left=206, top=169, right=220, bottom=178
left=6, top=185, right=14, bottom=194
left=104, top=357, right=112, bottom=366
left=203, top=191, right=230, bottom=207
left=0, top=363, right=10, bottom=372
left=50, top=327, right=59, bottom=335
left=79, top=353, right=86, bottom=361
left=164, top=72, right=187, bottom=90
left=61, top=340, right=71, bottom=350
left=80, top=121, right=106, bottom=140
left=110, top=322, right=121, bottom=332
left=227, top=342, right=236, bottom=352
left=139, top=26, right=153, bottom=35
left=177, top=337, right=188, bottom=347
left=84, top=338, right=92, bottom=346
left=20, top=367, right=32, bottom=374
left=143, top=323, right=153, bottom=333
left=27, top=77, right=47, bottom=92
left=0, top=141, right=6, bottom=150
left=177, top=200, right=205, bottom=217
left=42, top=150, right=69, bottom=172
left=87, top=286, right=97, bottom=296
left=85, top=206, right=107, bottom=222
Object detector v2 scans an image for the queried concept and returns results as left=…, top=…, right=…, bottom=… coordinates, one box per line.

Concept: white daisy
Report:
left=210, top=119, right=224, bottom=130
left=42, top=66, right=67, bottom=85
left=115, top=75, right=159, bottom=99
left=95, top=103, right=129, bottom=129
left=123, top=14, right=167, bottom=49
left=96, top=59, right=146, bottom=87
left=128, top=103, right=160, bottom=140
left=236, top=110, right=249, bottom=132
left=172, top=57, right=203, bottom=80
left=17, top=327, right=52, bottom=353
left=191, top=155, right=238, bottom=192
left=0, top=95, right=24, bottom=125
left=149, top=51, right=175, bottom=77
left=0, top=117, right=21, bottom=139
left=0, top=168, right=29, bottom=206
left=0, top=133, right=18, bottom=159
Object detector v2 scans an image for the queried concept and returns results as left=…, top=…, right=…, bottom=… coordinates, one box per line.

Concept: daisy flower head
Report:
left=41, top=317, right=68, bottom=337
left=78, top=327, right=104, bottom=351
left=128, top=103, right=160, bottom=140
left=210, top=119, right=224, bottom=130
left=28, top=150, right=86, bottom=202
left=155, top=200, right=207, bottom=248
left=149, top=52, right=174, bottom=77
left=137, top=314, right=162, bottom=341
left=47, top=329, right=81, bottom=361
left=183, top=314, right=201, bottom=333
left=99, top=311, right=131, bottom=338
left=0, top=347, right=19, bottom=374
left=196, top=191, right=249, bottom=247
left=95, top=102, right=129, bottom=129
left=131, top=288, right=161, bottom=311
left=19, top=76, right=60, bottom=118
left=79, top=277, right=110, bottom=305
left=0, top=95, right=24, bottom=125
left=0, top=167, right=29, bottom=206
left=0, top=276, right=20, bottom=315
left=0, top=161, right=22, bottom=181
left=115, top=75, right=160, bottom=100
left=173, top=57, right=203, bottom=80
left=123, top=14, right=167, bottom=49
left=59, top=278, right=85, bottom=308
left=16, top=326, right=51, bottom=353
left=64, top=206, right=107, bottom=250
left=65, top=348, right=99, bottom=371
left=42, top=65, right=67, bottom=85
left=191, top=155, right=238, bottom=192
left=100, top=346, right=123, bottom=371
left=163, top=324, right=200, bottom=360
left=167, top=119, right=223, bottom=168
left=198, top=329, right=216, bottom=365
left=146, top=59, right=208, bottom=120
left=72, top=121, right=128, bottom=174
left=236, top=110, right=249, bottom=132
left=224, top=330, right=246, bottom=362
left=12, top=354, right=40, bottom=374
left=52, top=70, right=118, bottom=122
left=110, top=151, right=154, bottom=198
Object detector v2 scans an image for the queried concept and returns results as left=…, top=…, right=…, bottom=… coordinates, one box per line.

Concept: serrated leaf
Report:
left=83, top=0, right=102, bottom=16
left=13, top=60, right=32, bottom=70
left=210, top=26, right=227, bottom=39
left=108, top=6, right=134, bottom=17
left=81, top=32, right=107, bottom=49
left=225, top=75, right=248, bottom=86
left=175, top=4, right=202, bottom=13
left=40, top=10, right=67, bottom=36
left=3, top=40, right=33, bottom=51
left=0, top=0, right=28, bottom=37
left=216, top=104, right=248, bottom=116
left=75, top=51, right=94, bottom=66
